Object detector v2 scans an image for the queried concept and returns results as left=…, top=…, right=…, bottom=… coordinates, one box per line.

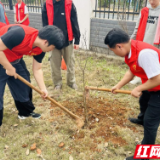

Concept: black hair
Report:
left=39, top=25, right=65, bottom=50
left=104, top=28, right=130, bottom=48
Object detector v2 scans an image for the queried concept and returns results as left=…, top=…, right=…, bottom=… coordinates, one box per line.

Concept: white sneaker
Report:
left=18, top=115, right=27, bottom=119
left=130, top=77, right=141, bottom=85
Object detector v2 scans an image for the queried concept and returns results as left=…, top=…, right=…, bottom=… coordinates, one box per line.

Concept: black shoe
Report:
left=129, top=118, right=143, bottom=126
left=18, top=112, right=41, bottom=119
left=30, top=112, right=41, bottom=119
left=125, top=156, right=134, bottom=160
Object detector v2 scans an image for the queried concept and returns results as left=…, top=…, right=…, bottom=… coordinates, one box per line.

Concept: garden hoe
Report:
left=16, top=74, right=84, bottom=129
left=85, top=86, right=131, bottom=98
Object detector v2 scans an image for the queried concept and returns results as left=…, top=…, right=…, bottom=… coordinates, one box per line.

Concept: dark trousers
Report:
left=137, top=91, right=160, bottom=144
left=0, top=59, right=35, bottom=126
left=137, top=91, right=150, bottom=122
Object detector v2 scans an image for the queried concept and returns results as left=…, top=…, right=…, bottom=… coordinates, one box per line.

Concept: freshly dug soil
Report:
left=49, top=97, right=137, bottom=147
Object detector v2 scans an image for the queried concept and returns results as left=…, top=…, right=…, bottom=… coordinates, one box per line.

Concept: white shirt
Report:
left=128, top=49, right=160, bottom=79
left=14, top=4, right=28, bottom=21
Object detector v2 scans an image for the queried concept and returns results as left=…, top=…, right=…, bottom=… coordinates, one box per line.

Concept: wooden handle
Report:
left=17, top=74, right=80, bottom=120
left=85, top=86, right=131, bottom=95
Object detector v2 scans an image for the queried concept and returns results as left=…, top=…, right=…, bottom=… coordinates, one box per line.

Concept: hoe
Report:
left=17, top=74, right=84, bottom=129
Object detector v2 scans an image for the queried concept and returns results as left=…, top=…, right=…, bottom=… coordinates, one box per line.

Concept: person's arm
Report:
left=18, top=5, right=29, bottom=24
left=112, top=69, right=135, bottom=93
left=0, top=39, right=17, bottom=78
left=71, top=3, right=80, bottom=49
left=18, top=14, right=29, bottom=24
left=130, top=12, right=141, bottom=40
left=14, top=7, right=18, bottom=23
left=14, top=14, right=18, bottom=23
left=42, top=2, right=48, bottom=27
left=32, top=52, right=48, bottom=99
left=132, top=75, right=160, bottom=97
left=0, top=4, right=6, bottom=24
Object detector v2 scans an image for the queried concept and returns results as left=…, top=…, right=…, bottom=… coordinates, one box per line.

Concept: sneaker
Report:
left=30, top=112, right=41, bottom=119
left=130, top=77, right=141, bottom=84
left=68, top=83, right=78, bottom=90
left=18, top=115, right=27, bottom=120
left=18, top=112, right=41, bottom=119
left=129, top=118, right=143, bottom=126
left=125, top=156, right=134, bottom=160
left=54, top=85, right=62, bottom=91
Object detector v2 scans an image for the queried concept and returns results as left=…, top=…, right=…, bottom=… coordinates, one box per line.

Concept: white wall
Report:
left=73, top=0, right=95, bottom=49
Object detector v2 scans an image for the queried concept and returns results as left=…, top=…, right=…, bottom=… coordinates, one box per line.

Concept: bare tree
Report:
left=76, top=30, right=90, bottom=126
left=117, top=0, right=128, bottom=34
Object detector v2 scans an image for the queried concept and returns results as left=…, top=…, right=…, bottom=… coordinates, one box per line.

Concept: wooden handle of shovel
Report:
left=17, top=74, right=80, bottom=120
left=85, top=86, right=131, bottom=95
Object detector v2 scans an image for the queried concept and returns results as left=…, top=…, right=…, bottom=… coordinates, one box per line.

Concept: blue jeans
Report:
left=0, top=58, right=35, bottom=125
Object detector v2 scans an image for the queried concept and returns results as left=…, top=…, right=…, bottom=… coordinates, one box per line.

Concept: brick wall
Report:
left=90, top=18, right=136, bottom=54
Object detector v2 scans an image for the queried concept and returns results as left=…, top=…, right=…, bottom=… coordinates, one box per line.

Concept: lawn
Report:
left=0, top=50, right=159, bottom=160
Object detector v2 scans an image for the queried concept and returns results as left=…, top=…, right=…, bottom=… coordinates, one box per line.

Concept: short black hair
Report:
left=104, top=28, right=130, bottom=48
left=39, top=25, right=65, bottom=50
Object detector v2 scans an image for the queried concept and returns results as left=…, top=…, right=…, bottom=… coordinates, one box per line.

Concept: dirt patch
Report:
left=49, top=97, right=137, bottom=147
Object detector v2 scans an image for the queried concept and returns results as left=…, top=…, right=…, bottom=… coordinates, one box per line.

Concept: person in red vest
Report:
left=0, top=1, right=9, bottom=24
left=14, top=0, right=29, bottom=25
left=0, top=24, right=64, bottom=126
left=104, top=28, right=160, bottom=160
left=42, top=0, right=80, bottom=91
left=130, top=0, right=160, bottom=85
left=0, top=22, right=6, bottom=28
left=128, top=0, right=160, bottom=127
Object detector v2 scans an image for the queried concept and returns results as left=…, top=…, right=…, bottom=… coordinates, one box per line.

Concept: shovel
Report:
left=85, top=86, right=131, bottom=98
left=17, top=74, right=84, bottom=129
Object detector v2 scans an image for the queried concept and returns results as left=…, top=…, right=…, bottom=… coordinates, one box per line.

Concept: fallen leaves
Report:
left=26, top=149, right=29, bottom=156
left=59, top=142, right=65, bottom=148
left=69, top=155, right=74, bottom=160
left=95, top=118, right=99, bottom=122
left=22, top=144, right=28, bottom=148
left=13, top=124, right=18, bottom=127
left=4, top=145, right=9, bottom=150
left=30, top=143, right=36, bottom=150
left=104, top=142, right=108, bottom=147
left=37, top=154, right=45, bottom=160
left=24, top=143, right=42, bottom=157
left=36, top=148, right=42, bottom=155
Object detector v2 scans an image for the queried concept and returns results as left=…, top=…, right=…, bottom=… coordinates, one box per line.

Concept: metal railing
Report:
left=1, top=0, right=45, bottom=13
left=94, top=0, right=148, bottom=21
left=1, top=0, right=10, bottom=9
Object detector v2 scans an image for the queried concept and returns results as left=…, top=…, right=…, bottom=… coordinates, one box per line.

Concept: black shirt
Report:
left=1, top=26, right=45, bottom=63
left=42, top=0, right=80, bottom=47
left=53, top=0, right=68, bottom=47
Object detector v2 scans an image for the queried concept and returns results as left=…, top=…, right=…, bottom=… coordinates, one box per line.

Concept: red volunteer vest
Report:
left=46, top=0, right=73, bottom=41
left=125, top=40, right=160, bottom=92
left=0, top=2, right=9, bottom=25
left=15, top=2, right=29, bottom=26
left=0, top=22, right=6, bottom=28
left=0, top=24, right=42, bottom=62
left=136, top=7, right=149, bottom=41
